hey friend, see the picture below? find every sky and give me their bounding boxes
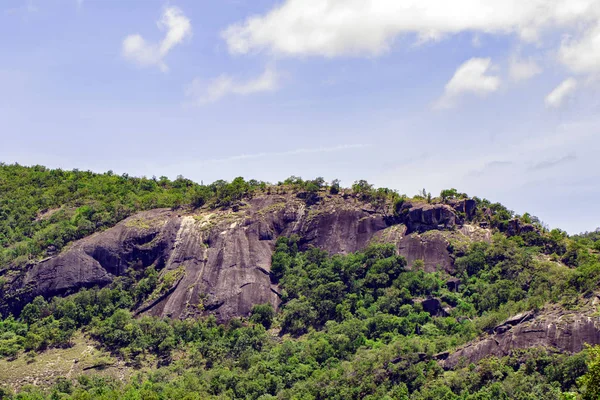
[1,0,599,234]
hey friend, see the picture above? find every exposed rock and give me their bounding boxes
[506,218,538,237]
[417,298,449,317]
[444,304,600,369]
[400,203,457,234]
[12,210,180,313]
[4,194,399,321]
[487,311,536,335]
[446,278,460,292]
[459,224,492,243]
[4,193,483,322]
[397,231,454,273]
[449,199,477,220]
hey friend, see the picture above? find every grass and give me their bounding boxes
[148,266,186,302]
[0,333,126,392]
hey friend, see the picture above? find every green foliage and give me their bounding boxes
[440,188,460,202]
[329,179,341,195]
[250,304,275,329]
[1,165,599,399]
[0,164,268,269]
[579,345,600,399]
[0,238,596,399]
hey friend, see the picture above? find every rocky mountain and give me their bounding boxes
[2,166,600,398]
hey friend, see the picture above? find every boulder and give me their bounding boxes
[400,203,457,234]
[450,199,477,220]
[446,278,460,292]
[417,298,449,317]
[506,218,538,237]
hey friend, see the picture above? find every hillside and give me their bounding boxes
[1,164,600,399]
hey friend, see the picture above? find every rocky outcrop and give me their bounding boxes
[450,199,477,220]
[3,193,486,322]
[397,232,454,273]
[25,210,179,299]
[416,298,449,317]
[399,203,457,234]
[506,218,538,237]
[443,302,600,369]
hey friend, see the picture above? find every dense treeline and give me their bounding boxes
[0,164,270,268]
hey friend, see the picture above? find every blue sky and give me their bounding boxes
[1,0,600,234]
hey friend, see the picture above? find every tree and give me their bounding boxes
[250,304,275,329]
[440,188,459,202]
[579,345,600,399]
[352,180,373,194]
[330,179,341,195]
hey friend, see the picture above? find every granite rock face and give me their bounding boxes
[397,232,454,273]
[4,193,485,322]
[443,302,600,369]
[399,203,457,234]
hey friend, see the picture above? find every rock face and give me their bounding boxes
[443,303,600,369]
[450,199,477,220]
[24,210,179,300]
[399,203,457,234]
[3,193,484,322]
[397,232,454,273]
[506,218,537,237]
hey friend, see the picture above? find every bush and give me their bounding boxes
[250,304,275,329]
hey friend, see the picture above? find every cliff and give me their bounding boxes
[2,192,482,322]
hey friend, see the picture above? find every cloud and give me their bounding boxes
[545,78,578,107]
[222,0,600,57]
[435,58,500,109]
[186,66,279,105]
[529,153,577,170]
[559,23,600,75]
[122,6,191,72]
[509,56,542,81]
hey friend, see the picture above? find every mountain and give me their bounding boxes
[1,164,600,399]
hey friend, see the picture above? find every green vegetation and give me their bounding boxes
[2,164,600,398]
[0,164,268,269]
[0,232,599,398]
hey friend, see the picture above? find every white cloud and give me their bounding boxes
[545,78,578,108]
[122,6,191,72]
[222,0,600,57]
[186,67,280,105]
[509,56,542,81]
[559,23,600,75]
[435,58,500,109]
